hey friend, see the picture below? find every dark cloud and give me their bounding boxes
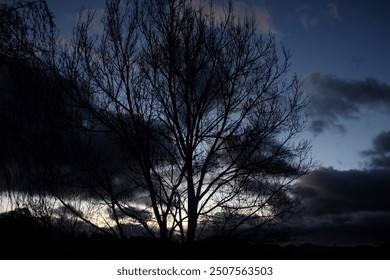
[295,167,390,215]
[372,130,390,153]
[303,72,390,134]
[308,119,346,135]
[286,166,390,246]
[361,130,390,169]
[370,156,390,169]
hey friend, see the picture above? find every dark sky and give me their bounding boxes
[34,0,390,246]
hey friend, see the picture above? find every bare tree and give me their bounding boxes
[0,0,311,243]
[0,0,57,67]
[62,0,312,243]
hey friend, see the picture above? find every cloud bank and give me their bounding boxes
[286,131,390,246]
[303,72,390,134]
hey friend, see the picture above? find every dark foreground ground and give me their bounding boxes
[1,233,390,260]
[2,231,390,260]
[1,214,389,260]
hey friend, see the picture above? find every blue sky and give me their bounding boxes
[45,0,390,246]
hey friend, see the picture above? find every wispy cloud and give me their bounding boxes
[197,0,278,34]
[326,2,341,21]
[297,5,319,30]
[296,2,341,30]
[303,72,390,135]
[251,6,277,34]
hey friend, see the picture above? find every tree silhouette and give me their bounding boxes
[0,0,312,244]
[61,0,312,242]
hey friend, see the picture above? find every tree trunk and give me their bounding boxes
[186,201,198,242]
[186,179,198,242]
